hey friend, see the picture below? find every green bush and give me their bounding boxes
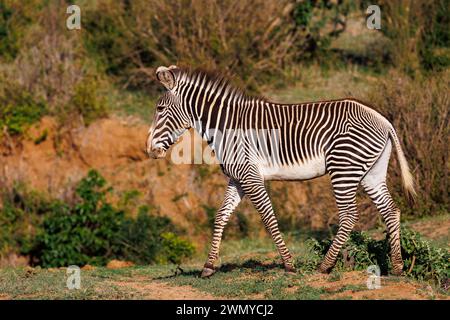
[0,184,48,258]
[306,232,390,274]
[400,228,449,285]
[68,76,108,126]
[418,0,450,71]
[28,170,125,267]
[0,1,34,61]
[0,84,47,135]
[0,1,109,132]
[118,205,194,265]
[0,1,19,60]
[158,232,195,265]
[82,1,131,76]
[378,0,450,73]
[1,170,195,267]
[305,228,449,286]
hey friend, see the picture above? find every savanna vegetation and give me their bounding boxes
[0,0,448,299]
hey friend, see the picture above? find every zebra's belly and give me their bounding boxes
[260,156,326,181]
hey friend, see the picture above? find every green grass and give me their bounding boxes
[1,232,447,300]
[0,267,137,299]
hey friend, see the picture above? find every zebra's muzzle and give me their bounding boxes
[148,147,167,159]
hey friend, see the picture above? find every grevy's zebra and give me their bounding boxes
[147,65,416,277]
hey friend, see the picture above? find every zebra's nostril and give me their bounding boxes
[148,147,166,159]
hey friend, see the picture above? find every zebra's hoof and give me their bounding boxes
[391,266,403,276]
[317,264,332,274]
[284,264,296,274]
[200,267,215,278]
[200,263,215,278]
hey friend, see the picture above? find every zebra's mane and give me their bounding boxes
[175,67,253,101]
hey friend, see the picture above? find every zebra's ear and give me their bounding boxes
[156,66,177,90]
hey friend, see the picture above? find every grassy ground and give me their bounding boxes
[1,215,448,300]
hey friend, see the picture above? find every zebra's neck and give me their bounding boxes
[182,80,251,155]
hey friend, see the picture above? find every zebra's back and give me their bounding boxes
[232,98,392,181]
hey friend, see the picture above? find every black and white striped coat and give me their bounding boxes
[147,66,416,277]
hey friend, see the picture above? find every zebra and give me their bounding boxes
[146,65,416,278]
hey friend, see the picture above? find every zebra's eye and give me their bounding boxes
[156,105,165,112]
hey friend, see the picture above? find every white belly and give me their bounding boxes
[260,157,326,181]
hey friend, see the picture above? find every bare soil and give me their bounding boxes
[114,277,219,300]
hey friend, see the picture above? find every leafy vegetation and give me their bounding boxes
[400,228,449,285]
[378,0,450,73]
[0,170,195,267]
[0,184,48,258]
[306,228,449,286]
[68,76,108,126]
[0,84,47,135]
[118,206,194,265]
[28,170,125,267]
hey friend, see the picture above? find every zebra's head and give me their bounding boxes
[146,65,191,159]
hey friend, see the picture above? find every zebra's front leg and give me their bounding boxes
[201,179,244,278]
[240,178,295,273]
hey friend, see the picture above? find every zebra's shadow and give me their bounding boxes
[154,258,283,280]
[217,259,283,273]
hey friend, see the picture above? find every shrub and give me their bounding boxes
[82,0,131,76]
[158,232,195,265]
[1,170,195,267]
[68,76,108,126]
[305,228,449,286]
[0,184,48,259]
[0,1,35,61]
[306,232,390,274]
[0,1,107,131]
[400,228,449,285]
[0,83,47,135]
[82,0,353,91]
[117,205,194,265]
[28,170,125,267]
[378,0,450,73]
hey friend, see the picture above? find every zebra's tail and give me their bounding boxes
[388,126,417,202]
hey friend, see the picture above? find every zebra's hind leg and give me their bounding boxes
[240,176,295,273]
[361,140,403,275]
[201,179,244,278]
[363,182,403,275]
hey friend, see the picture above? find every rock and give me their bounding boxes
[106,260,135,269]
[81,264,96,271]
